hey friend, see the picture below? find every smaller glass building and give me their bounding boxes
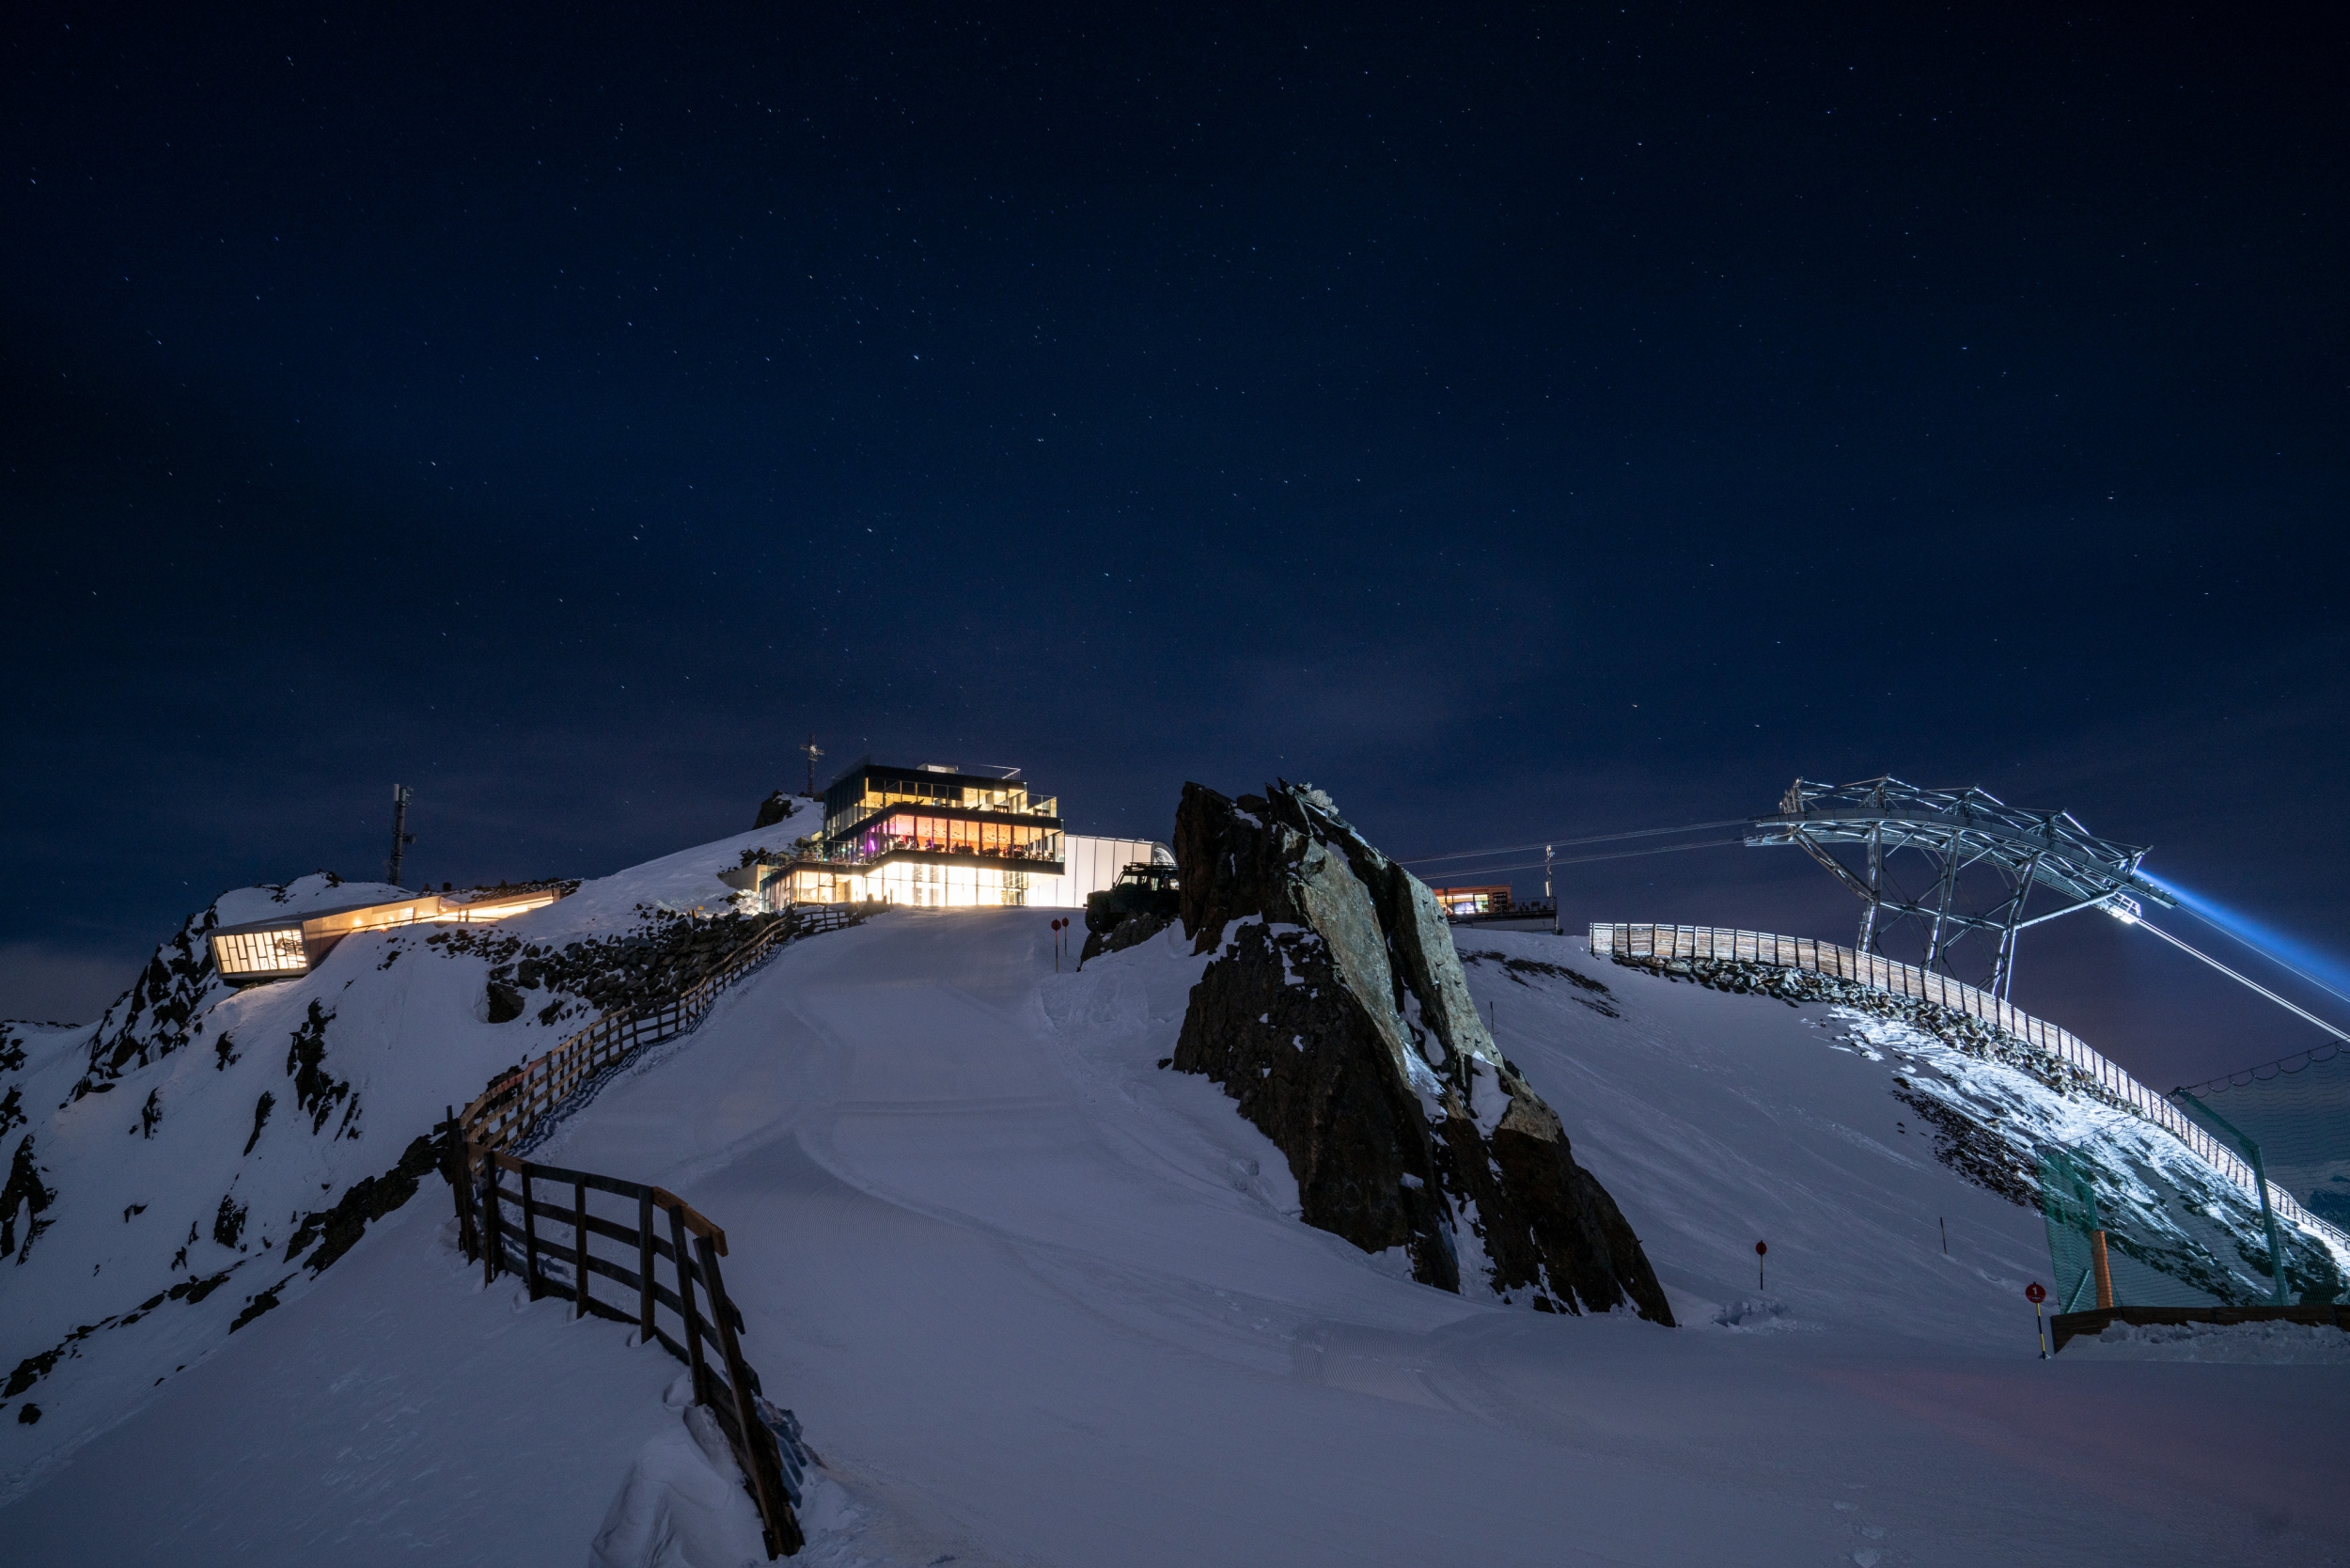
[210,886,564,983]
[1431,884,1513,918]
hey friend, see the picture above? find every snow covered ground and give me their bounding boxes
[7,896,2347,1564]
[0,820,809,1498]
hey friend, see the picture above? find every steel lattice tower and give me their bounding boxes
[1750,776,2173,998]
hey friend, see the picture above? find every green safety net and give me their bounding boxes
[2037,1150,2225,1311]
[2036,1137,2348,1309]
[2178,1042,2350,1233]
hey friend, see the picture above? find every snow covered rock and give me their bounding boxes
[1169,781,1674,1322]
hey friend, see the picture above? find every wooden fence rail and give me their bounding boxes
[437,903,866,1555]
[460,902,865,1154]
[1590,922,2350,1260]
[452,1142,811,1558]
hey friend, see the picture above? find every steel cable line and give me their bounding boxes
[1406,838,1750,878]
[2167,902,2350,1013]
[1398,818,1754,868]
[2115,914,2350,1050]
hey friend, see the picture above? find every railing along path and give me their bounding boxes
[460,903,861,1154]
[443,902,869,1556]
[1590,922,2350,1259]
[452,1144,810,1557]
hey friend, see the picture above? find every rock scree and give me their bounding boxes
[1168,780,1674,1324]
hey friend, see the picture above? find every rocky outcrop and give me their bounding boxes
[1078,912,1174,965]
[753,792,797,829]
[1170,782,1673,1323]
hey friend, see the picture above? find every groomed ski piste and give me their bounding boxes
[5,824,2347,1566]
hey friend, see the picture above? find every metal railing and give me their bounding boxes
[452,1144,810,1557]
[458,903,863,1153]
[1590,922,2350,1259]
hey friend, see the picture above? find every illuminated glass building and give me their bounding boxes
[751,760,1167,910]
[210,886,565,984]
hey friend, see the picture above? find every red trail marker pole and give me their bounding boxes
[2025,1280,2047,1358]
[1755,1239,1767,1291]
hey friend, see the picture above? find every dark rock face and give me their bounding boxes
[753,792,797,829]
[73,908,223,1096]
[1170,781,1674,1324]
[1077,911,1176,965]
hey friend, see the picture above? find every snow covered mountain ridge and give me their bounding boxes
[0,818,815,1499]
[3,808,2347,1561]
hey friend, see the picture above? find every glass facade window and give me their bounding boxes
[212,927,308,976]
[440,888,561,922]
[849,809,1060,863]
[822,761,1060,844]
[852,861,1031,908]
[1432,885,1512,917]
[212,887,568,980]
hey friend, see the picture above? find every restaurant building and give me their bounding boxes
[744,760,1167,910]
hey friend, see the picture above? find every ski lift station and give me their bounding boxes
[729,758,1169,911]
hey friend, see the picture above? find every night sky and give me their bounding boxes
[5,7,2343,1090]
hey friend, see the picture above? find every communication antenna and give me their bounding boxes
[387,784,415,886]
[802,732,825,797]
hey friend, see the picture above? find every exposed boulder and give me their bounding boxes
[752,792,797,829]
[1169,781,1674,1324]
[485,981,526,1024]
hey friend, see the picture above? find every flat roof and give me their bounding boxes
[212,894,430,937]
[212,886,561,936]
[826,757,1039,793]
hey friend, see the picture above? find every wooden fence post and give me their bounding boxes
[669,1201,711,1399]
[573,1180,590,1319]
[697,1232,802,1557]
[637,1191,658,1345]
[521,1165,542,1300]
[479,1147,503,1285]
[448,1115,478,1262]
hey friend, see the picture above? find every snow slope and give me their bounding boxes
[8,906,2342,1566]
[0,813,816,1498]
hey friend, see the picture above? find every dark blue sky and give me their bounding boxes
[5,5,2343,1088]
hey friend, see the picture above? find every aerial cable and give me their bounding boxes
[1403,838,1749,879]
[1399,818,1754,868]
[2112,909,2350,1050]
[2166,901,2350,1013]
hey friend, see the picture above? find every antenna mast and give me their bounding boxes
[387,784,415,886]
[802,732,824,797]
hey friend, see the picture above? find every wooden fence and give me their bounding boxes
[460,903,863,1153]
[1590,921,2350,1259]
[453,1143,811,1558]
